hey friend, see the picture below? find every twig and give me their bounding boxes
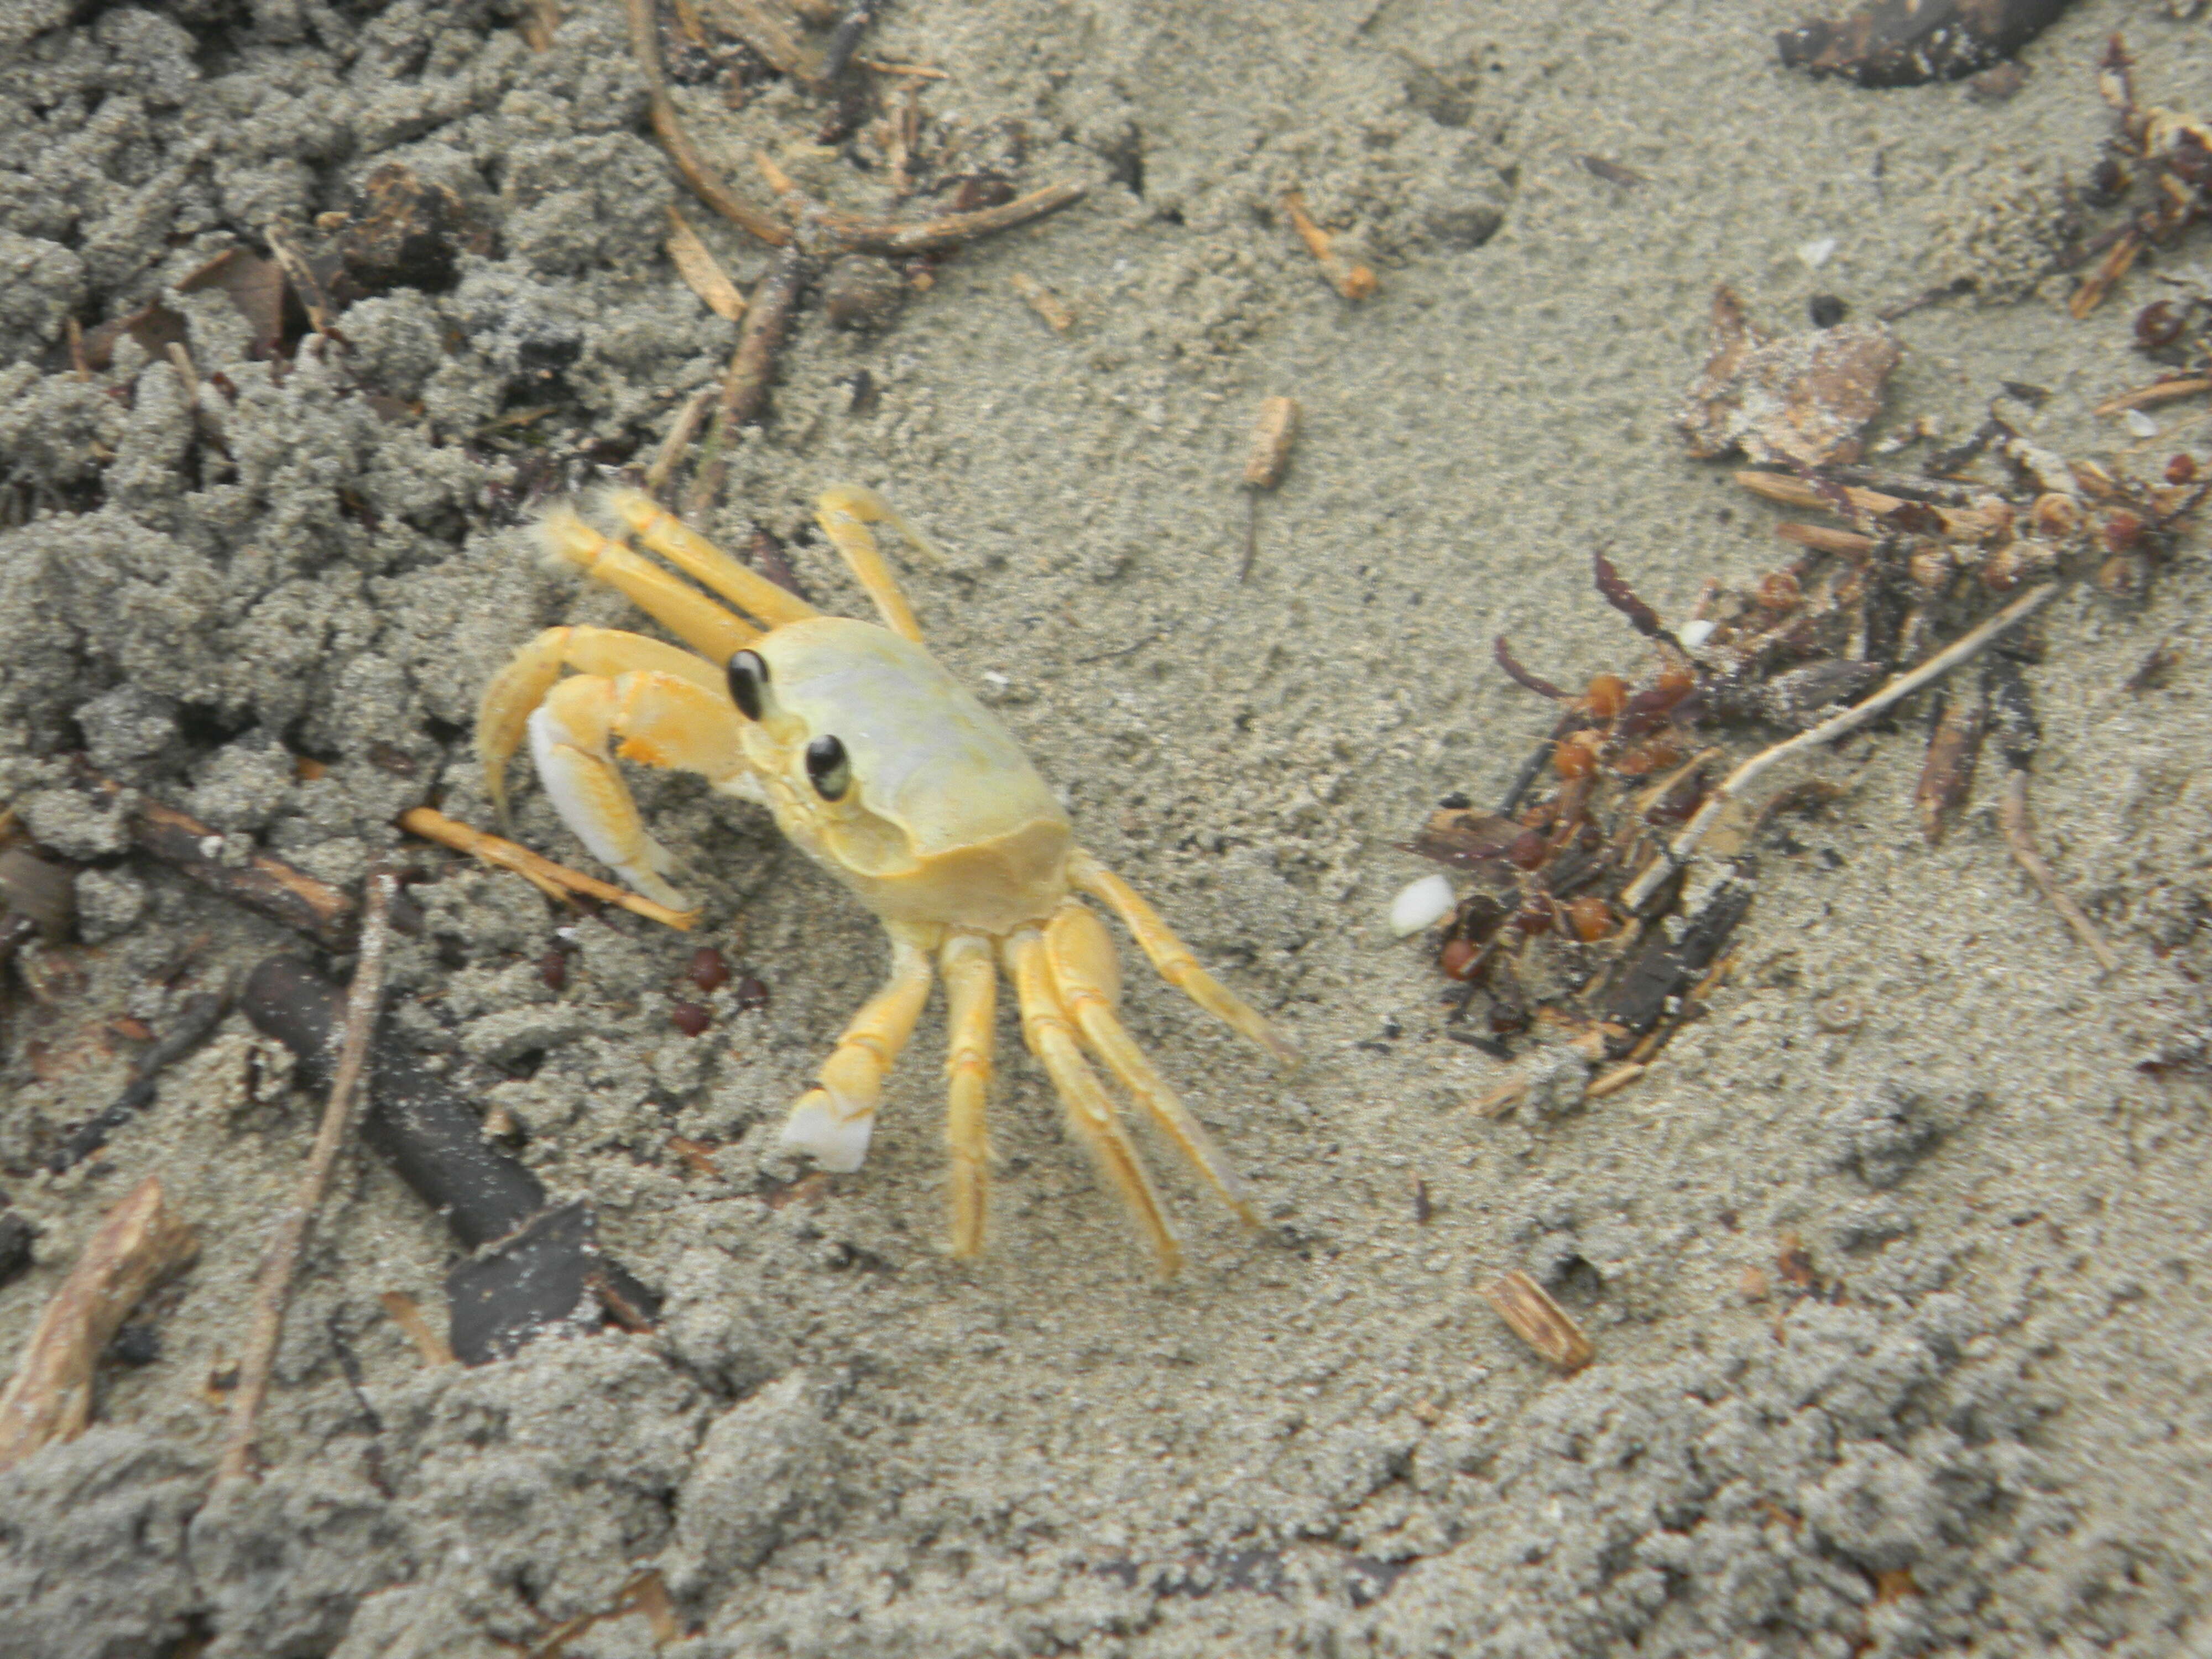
[124,788,366,950]
[2093,376,2212,415]
[50,988,231,1171]
[400,807,698,930]
[1998,769,2122,974]
[217,872,396,1483]
[1281,189,1376,301]
[0,1176,198,1473]
[817,182,1087,257]
[643,384,719,500]
[1621,583,2061,910]
[625,0,791,247]
[685,243,810,518]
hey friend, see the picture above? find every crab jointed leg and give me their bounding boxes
[1044,900,1259,1228]
[1004,925,1182,1276]
[939,932,999,1258]
[1067,849,1301,1069]
[781,932,937,1173]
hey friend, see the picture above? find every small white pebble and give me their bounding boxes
[2124,409,2160,438]
[982,670,1010,690]
[1677,618,1716,651]
[1797,237,1838,271]
[1389,873,1457,938]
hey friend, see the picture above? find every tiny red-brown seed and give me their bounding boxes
[1439,937,1483,980]
[1564,895,1614,942]
[688,945,731,992]
[733,973,770,1013]
[671,1001,711,1036]
[2167,453,2198,485]
[538,948,569,992]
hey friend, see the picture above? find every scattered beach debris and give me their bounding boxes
[622,0,1086,509]
[1676,286,1901,469]
[1407,344,2204,1095]
[1281,189,1377,301]
[1480,1269,1594,1374]
[2065,37,2212,319]
[1239,394,1301,581]
[0,1175,198,1473]
[1777,0,2074,87]
[241,957,663,1365]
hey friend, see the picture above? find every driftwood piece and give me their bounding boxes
[241,958,661,1364]
[1778,0,2074,87]
[0,1176,198,1472]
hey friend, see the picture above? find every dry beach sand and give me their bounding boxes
[3,0,2210,1654]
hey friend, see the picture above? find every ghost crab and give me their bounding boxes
[477,487,1297,1274]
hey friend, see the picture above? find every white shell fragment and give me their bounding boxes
[1389,873,1457,938]
[1678,618,1717,651]
[1797,236,1838,270]
[2124,409,2161,438]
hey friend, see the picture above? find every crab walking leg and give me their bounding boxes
[1044,901,1259,1228]
[537,504,759,665]
[599,487,818,630]
[939,932,998,1258]
[781,931,936,1173]
[815,486,936,645]
[1066,849,1301,1070]
[1002,927,1182,1276]
[478,626,728,824]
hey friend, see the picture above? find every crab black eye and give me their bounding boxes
[727,650,768,721]
[805,734,851,801]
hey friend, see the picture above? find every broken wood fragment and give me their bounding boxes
[1281,190,1376,301]
[1480,1269,1594,1373]
[0,1176,198,1472]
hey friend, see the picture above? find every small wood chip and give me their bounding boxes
[1009,272,1074,332]
[665,207,747,321]
[1242,395,1301,489]
[1480,1269,1594,1373]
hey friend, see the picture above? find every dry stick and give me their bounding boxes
[823,182,1087,257]
[684,243,810,518]
[0,1176,198,1473]
[400,808,698,930]
[216,872,397,1484]
[625,0,790,247]
[643,384,720,500]
[2093,376,2212,415]
[1620,582,2063,912]
[1997,769,2123,974]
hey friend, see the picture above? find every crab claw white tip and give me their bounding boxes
[781,1090,875,1172]
[1389,873,1457,938]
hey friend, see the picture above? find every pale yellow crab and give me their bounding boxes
[476,487,1297,1274]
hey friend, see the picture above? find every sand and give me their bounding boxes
[2,1,2209,1654]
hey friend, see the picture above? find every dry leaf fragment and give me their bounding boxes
[1677,286,1900,468]
[665,207,747,321]
[1480,1269,1594,1373]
